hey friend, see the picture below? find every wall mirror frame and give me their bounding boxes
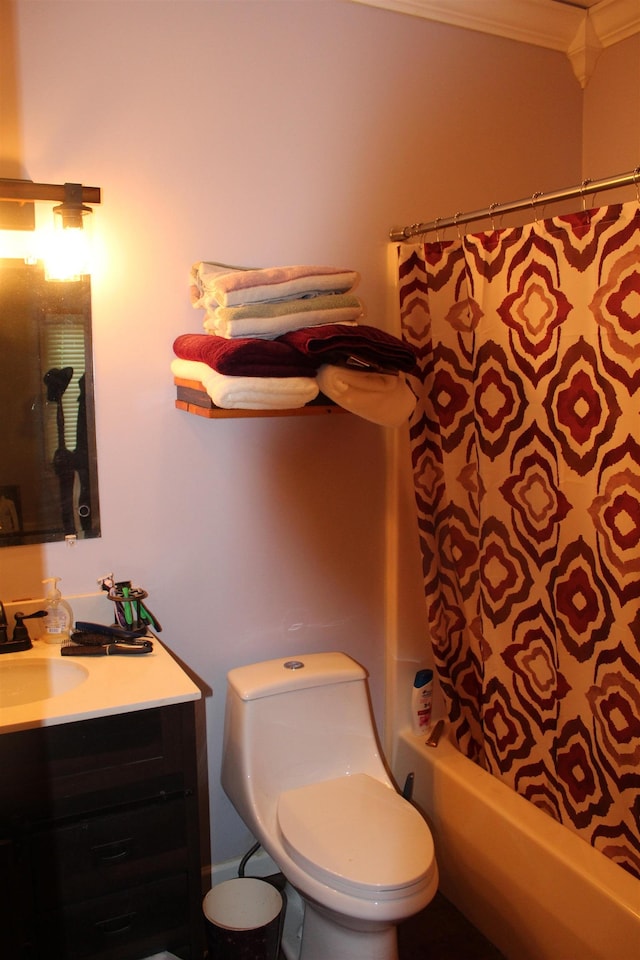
[0,258,101,546]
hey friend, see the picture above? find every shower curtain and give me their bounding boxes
[398,201,640,880]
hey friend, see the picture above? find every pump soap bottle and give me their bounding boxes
[42,577,73,643]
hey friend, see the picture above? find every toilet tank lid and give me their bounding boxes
[227,652,366,701]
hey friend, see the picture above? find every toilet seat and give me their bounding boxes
[276,773,434,900]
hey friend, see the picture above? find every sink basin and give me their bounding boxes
[0,658,89,708]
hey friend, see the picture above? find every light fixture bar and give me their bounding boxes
[0,178,101,234]
[0,179,101,204]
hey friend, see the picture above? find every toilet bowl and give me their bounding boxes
[221,652,438,960]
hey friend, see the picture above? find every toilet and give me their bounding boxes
[221,651,438,960]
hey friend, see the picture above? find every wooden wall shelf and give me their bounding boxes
[174,377,345,419]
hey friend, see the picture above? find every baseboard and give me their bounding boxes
[205,848,280,889]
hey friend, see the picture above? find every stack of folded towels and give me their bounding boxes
[171,261,417,425]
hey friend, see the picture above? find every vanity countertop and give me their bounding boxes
[0,634,201,735]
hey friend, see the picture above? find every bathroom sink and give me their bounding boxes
[0,657,89,708]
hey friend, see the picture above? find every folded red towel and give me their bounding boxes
[280,323,417,373]
[173,333,317,378]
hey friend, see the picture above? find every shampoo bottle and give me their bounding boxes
[412,668,434,736]
[42,577,73,644]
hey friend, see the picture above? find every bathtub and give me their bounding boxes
[393,725,640,960]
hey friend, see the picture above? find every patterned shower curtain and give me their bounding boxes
[398,201,640,880]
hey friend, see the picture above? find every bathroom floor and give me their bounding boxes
[397,891,506,960]
[269,874,505,960]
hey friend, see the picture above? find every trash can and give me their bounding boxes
[203,877,284,959]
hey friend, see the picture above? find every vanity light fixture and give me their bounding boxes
[52,181,95,229]
[0,178,101,223]
[0,178,101,279]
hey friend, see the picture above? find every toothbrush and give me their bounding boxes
[118,582,134,626]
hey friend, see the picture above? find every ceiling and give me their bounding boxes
[351,0,640,86]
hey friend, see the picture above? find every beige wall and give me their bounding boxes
[583,32,640,180]
[4,0,583,867]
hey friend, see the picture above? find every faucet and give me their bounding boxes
[0,605,47,653]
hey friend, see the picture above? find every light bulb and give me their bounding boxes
[43,222,91,281]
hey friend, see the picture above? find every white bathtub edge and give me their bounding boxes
[393,725,640,960]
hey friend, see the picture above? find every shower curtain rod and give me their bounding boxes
[389,166,640,242]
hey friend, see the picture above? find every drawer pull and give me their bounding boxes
[90,837,133,863]
[95,911,136,937]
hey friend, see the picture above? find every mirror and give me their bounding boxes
[0,259,100,546]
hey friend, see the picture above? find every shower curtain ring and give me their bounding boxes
[531,192,542,222]
[633,167,640,205]
[489,202,499,230]
[434,217,441,243]
[453,212,462,240]
[581,178,592,211]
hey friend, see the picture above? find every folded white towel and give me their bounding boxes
[171,358,319,410]
[316,365,416,426]
[202,294,363,340]
[172,358,218,385]
[190,261,250,309]
[192,262,360,308]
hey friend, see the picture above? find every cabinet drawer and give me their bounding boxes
[38,872,190,960]
[0,703,195,820]
[33,796,188,903]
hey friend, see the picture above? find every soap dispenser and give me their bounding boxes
[42,577,73,644]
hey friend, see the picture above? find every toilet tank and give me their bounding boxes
[222,652,390,807]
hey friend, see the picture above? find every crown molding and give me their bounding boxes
[591,0,640,46]
[350,0,640,85]
[350,0,582,51]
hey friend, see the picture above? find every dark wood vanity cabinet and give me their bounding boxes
[0,701,204,960]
